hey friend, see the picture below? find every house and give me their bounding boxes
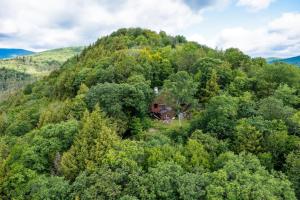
[150,88,191,121]
[150,90,176,120]
[151,102,175,120]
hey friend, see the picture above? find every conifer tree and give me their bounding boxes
[201,69,220,102]
[61,106,119,180]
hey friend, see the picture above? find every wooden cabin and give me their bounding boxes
[150,91,176,120]
[150,88,191,121]
[151,103,175,120]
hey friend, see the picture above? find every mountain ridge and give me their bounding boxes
[0,48,35,59]
[268,55,300,67]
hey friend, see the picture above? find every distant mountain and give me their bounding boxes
[0,48,34,59]
[279,56,300,67]
[268,56,300,67]
[266,57,280,63]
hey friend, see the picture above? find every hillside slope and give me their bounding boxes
[0,28,299,199]
[0,68,34,101]
[0,46,83,77]
[0,48,34,59]
[0,47,83,101]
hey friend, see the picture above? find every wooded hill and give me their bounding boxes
[0,28,299,199]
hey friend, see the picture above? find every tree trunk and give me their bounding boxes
[178,113,182,127]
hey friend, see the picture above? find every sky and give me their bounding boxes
[0,0,299,58]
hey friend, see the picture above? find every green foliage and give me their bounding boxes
[163,71,197,113]
[0,28,299,199]
[274,84,300,106]
[190,130,229,160]
[224,48,250,69]
[258,96,295,120]
[0,68,33,100]
[86,77,153,123]
[233,118,263,154]
[254,63,300,97]
[61,107,119,180]
[184,139,210,171]
[135,162,185,200]
[191,94,239,138]
[70,168,124,200]
[285,151,300,199]
[207,153,296,200]
[290,111,300,136]
[200,68,220,102]
[28,175,70,200]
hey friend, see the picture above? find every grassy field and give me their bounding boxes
[0,46,83,77]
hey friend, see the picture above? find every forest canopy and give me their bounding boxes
[0,28,299,199]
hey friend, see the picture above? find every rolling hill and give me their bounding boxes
[0,48,34,59]
[0,46,83,100]
[0,46,84,77]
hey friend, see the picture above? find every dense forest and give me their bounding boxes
[0,28,299,199]
[0,68,34,101]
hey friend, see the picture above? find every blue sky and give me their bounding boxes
[0,0,299,57]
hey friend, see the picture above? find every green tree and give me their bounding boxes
[0,163,37,199]
[290,111,300,136]
[163,71,197,125]
[274,84,299,106]
[28,175,70,200]
[61,107,119,180]
[285,151,300,199]
[258,96,295,120]
[206,153,296,200]
[70,168,124,200]
[233,119,263,154]
[174,42,205,72]
[190,130,229,160]
[136,162,184,200]
[184,139,210,171]
[191,94,239,139]
[224,48,250,69]
[200,69,220,102]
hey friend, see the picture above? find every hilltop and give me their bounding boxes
[0,28,299,199]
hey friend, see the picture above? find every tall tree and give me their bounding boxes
[163,71,197,125]
[200,69,220,102]
[61,106,119,180]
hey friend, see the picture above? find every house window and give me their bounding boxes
[154,104,158,108]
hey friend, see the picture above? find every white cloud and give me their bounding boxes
[0,0,297,58]
[0,0,208,51]
[237,0,275,11]
[212,12,300,57]
[269,13,300,39]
